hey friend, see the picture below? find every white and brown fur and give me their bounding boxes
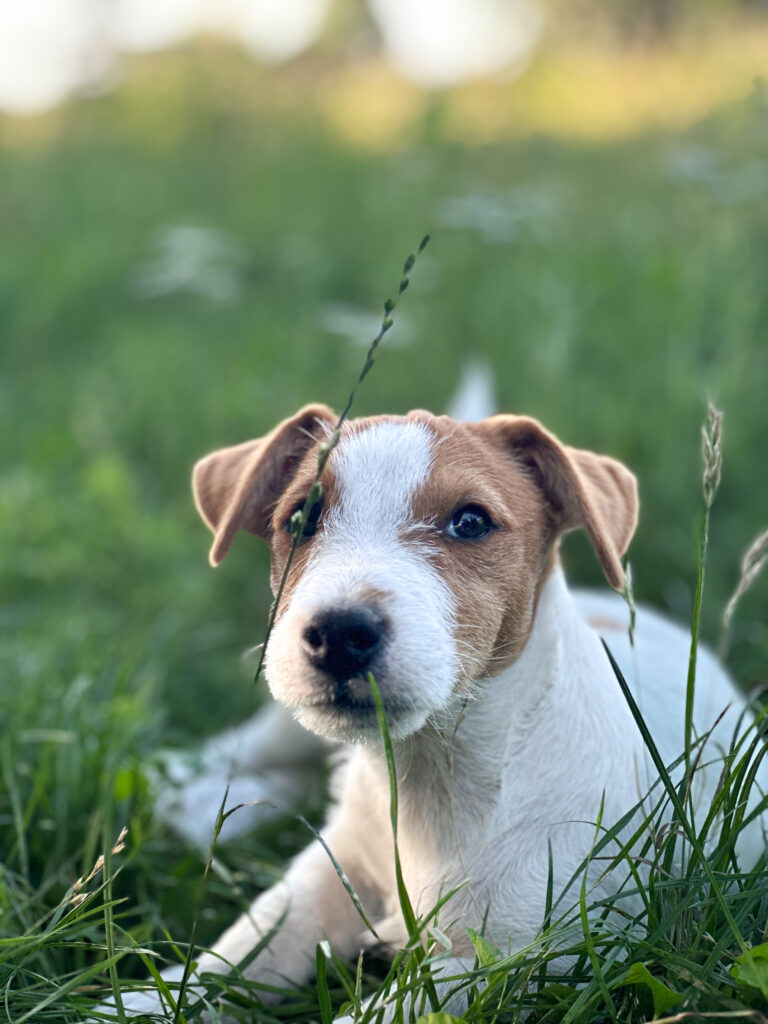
[111,404,767,1022]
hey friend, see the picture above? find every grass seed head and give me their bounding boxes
[720,526,768,658]
[84,853,105,883]
[701,401,723,508]
[111,825,128,855]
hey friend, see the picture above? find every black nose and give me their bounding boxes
[302,606,387,681]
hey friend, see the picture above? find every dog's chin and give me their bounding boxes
[290,698,430,744]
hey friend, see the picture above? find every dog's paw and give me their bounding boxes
[89,964,187,1021]
[88,966,243,1023]
[332,959,472,1024]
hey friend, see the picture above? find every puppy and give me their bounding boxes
[112,405,767,1021]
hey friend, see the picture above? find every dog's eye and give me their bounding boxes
[287,498,323,540]
[446,505,494,540]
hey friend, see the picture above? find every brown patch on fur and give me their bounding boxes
[400,412,637,684]
[470,415,638,591]
[587,616,626,632]
[268,450,343,615]
[457,414,637,676]
[406,417,551,688]
[192,404,336,566]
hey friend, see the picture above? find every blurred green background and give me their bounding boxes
[1,0,767,977]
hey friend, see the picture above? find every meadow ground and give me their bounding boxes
[1,40,767,1022]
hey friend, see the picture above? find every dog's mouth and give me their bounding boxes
[301,689,414,718]
[297,668,401,713]
[293,687,426,740]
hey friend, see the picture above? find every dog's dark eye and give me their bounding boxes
[446,505,494,540]
[287,498,323,540]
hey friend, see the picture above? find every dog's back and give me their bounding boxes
[575,588,767,866]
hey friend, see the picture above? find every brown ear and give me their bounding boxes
[192,404,336,566]
[476,415,638,590]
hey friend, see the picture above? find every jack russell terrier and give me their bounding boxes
[108,404,767,1021]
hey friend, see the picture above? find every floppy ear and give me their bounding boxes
[475,415,638,590]
[192,404,336,566]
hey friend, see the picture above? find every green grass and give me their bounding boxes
[1,45,767,1023]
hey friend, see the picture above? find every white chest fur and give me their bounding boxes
[335,568,763,953]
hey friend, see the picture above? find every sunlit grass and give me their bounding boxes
[2,22,767,151]
[446,25,768,145]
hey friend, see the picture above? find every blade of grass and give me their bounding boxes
[576,794,617,1019]
[1,740,29,882]
[101,817,126,1024]
[294,814,380,940]
[685,404,723,801]
[252,235,430,689]
[602,639,748,955]
[367,677,415,936]
[367,672,439,1013]
[14,950,127,1023]
[173,784,231,1024]
[316,942,334,1024]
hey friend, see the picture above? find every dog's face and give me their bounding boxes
[193,406,637,742]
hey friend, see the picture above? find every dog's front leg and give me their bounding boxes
[334,955,474,1024]
[193,821,379,1008]
[93,823,378,1022]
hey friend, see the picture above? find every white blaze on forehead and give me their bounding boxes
[265,417,459,740]
[329,420,435,534]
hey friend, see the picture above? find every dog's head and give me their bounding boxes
[193,406,637,741]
